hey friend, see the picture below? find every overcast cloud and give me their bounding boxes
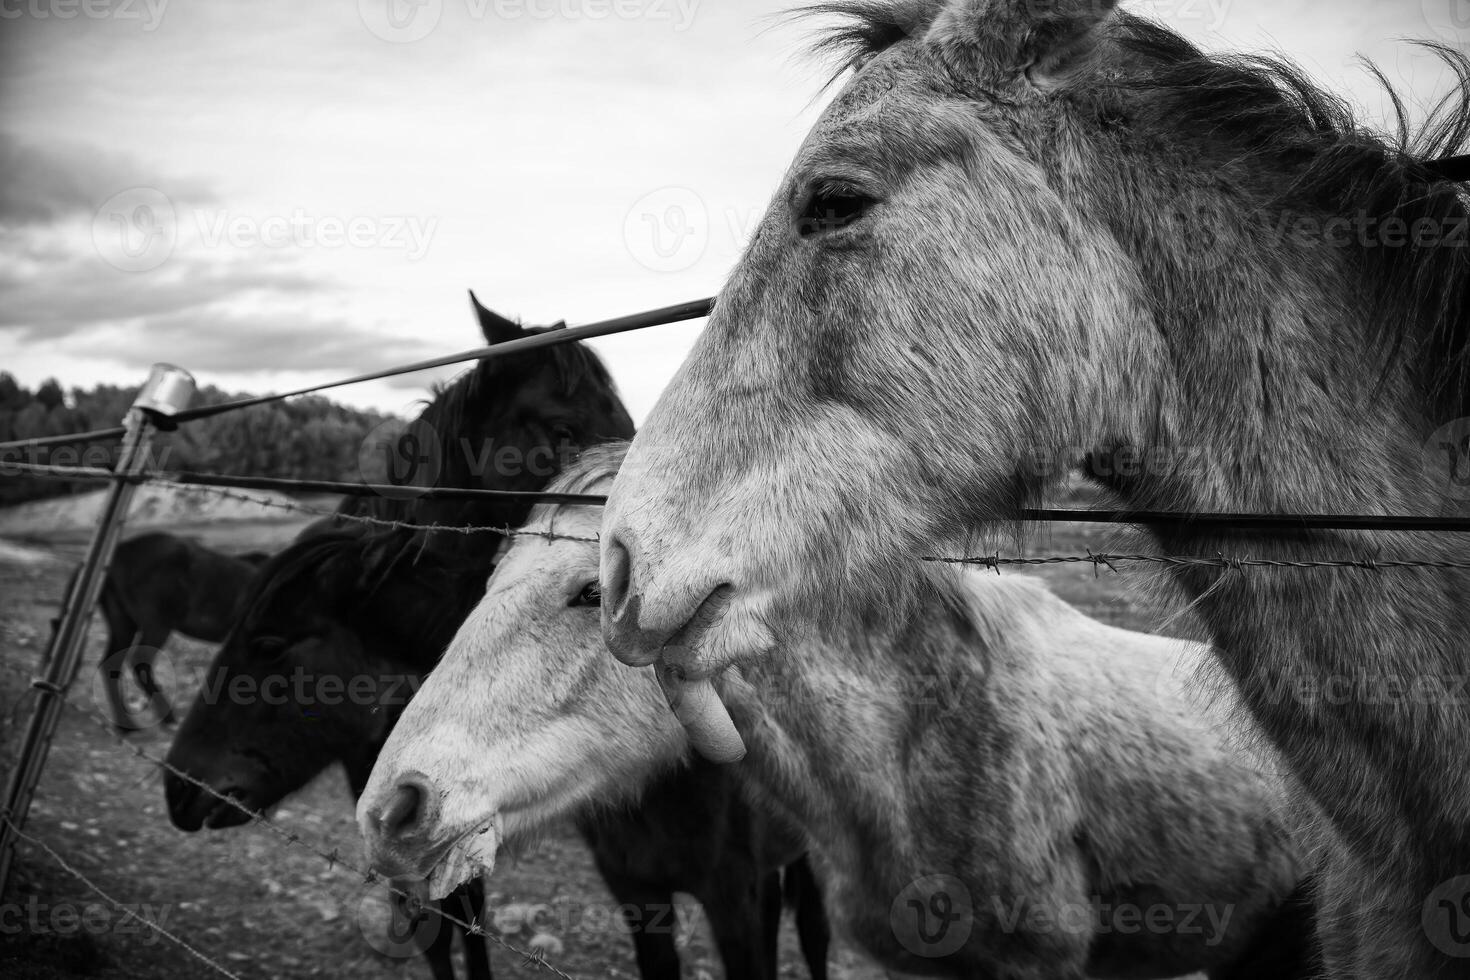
[0,0,1462,421]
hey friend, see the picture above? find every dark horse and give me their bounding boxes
[63,533,268,731]
[163,295,827,979]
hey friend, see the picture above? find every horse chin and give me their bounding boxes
[426,814,502,902]
[201,799,256,830]
[166,778,262,832]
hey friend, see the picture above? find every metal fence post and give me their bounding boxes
[0,364,196,895]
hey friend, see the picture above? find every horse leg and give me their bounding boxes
[456,878,493,980]
[600,874,681,980]
[131,625,175,726]
[418,898,459,980]
[759,868,783,979]
[784,857,831,980]
[103,635,139,733]
[700,859,772,980]
[96,584,142,732]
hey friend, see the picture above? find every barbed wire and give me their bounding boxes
[924,551,1470,572]
[0,461,600,543]
[0,660,579,979]
[0,814,247,980]
[144,477,602,544]
[0,460,606,508]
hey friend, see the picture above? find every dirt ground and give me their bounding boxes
[0,496,1199,980]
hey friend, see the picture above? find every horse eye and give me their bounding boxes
[250,636,289,661]
[797,183,874,238]
[568,583,602,608]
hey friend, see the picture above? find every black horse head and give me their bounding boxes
[163,294,634,830]
[351,291,634,553]
[162,527,474,829]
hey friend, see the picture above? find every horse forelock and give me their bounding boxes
[789,0,944,82]
[522,440,629,534]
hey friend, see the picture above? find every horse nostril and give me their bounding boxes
[601,533,657,667]
[602,535,632,620]
[376,774,438,843]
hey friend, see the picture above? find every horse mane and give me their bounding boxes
[797,1,1470,419]
[236,529,370,630]
[239,525,469,627]
[793,0,942,78]
[521,439,629,533]
[1109,24,1470,419]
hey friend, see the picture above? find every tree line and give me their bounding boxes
[0,372,403,507]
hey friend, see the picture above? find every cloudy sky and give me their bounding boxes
[1,0,1462,423]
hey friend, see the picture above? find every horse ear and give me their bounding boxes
[931,0,1119,92]
[468,289,523,345]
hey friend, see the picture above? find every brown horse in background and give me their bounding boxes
[66,532,270,731]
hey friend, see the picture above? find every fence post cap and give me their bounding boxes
[132,364,197,429]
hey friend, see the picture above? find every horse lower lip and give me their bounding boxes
[201,791,252,829]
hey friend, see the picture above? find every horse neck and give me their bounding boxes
[1049,135,1470,874]
[1060,133,1468,562]
[1042,116,1448,518]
